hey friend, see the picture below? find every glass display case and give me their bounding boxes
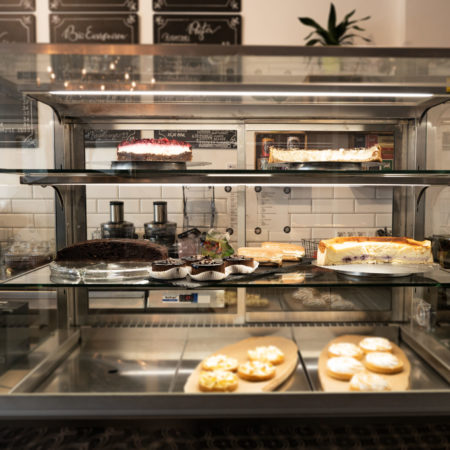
[0,44,449,419]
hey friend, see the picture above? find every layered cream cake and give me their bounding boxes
[117,138,192,162]
[268,145,382,164]
[317,237,433,266]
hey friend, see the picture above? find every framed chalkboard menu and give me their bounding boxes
[50,0,138,12]
[153,15,241,83]
[84,129,141,148]
[154,130,237,150]
[0,14,37,148]
[0,0,35,11]
[153,0,240,12]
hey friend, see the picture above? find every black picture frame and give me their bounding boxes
[49,0,138,12]
[0,0,35,12]
[153,0,240,12]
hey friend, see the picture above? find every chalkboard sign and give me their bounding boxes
[0,14,37,148]
[0,0,35,11]
[154,15,241,44]
[84,129,141,148]
[155,130,237,149]
[50,14,139,43]
[153,0,240,12]
[50,0,138,12]
[0,14,35,43]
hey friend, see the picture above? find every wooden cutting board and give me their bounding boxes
[318,334,411,392]
[184,336,298,393]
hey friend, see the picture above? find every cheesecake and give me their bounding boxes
[261,242,305,261]
[317,236,433,266]
[268,145,382,164]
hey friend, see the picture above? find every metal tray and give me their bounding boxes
[315,263,436,278]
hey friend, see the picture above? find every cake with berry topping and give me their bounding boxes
[117,138,192,162]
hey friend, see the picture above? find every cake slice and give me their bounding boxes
[261,242,305,261]
[317,236,432,266]
[117,138,192,162]
[268,145,382,164]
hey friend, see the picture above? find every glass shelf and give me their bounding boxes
[2,263,450,289]
[3,169,449,186]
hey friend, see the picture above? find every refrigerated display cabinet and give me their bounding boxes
[0,44,449,419]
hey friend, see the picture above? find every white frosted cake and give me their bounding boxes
[117,138,192,162]
[268,145,382,164]
[317,237,433,266]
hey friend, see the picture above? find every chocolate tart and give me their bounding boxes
[181,255,205,266]
[152,258,186,272]
[224,255,254,268]
[191,259,225,275]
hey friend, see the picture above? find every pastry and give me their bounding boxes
[237,361,276,381]
[181,255,205,266]
[151,258,186,272]
[364,352,404,374]
[329,295,355,310]
[326,356,365,381]
[55,239,167,262]
[317,236,433,266]
[292,288,328,308]
[198,370,238,392]
[223,255,254,268]
[245,294,269,308]
[349,372,391,391]
[328,343,364,360]
[190,258,225,275]
[359,337,393,353]
[261,242,305,261]
[202,354,238,372]
[237,247,283,266]
[117,138,192,162]
[268,145,382,164]
[248,345,284,365]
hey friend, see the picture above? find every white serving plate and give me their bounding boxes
[315,262,436,278]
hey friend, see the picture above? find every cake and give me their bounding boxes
[349,372,391,392]
[202,354,238,372]
[326,356,365,381]
[268,145,382,164]
[237,361,276,381]
[198,370,238,392]
[359,337,393,353]
[328,343,364,360]
[237,247,283,266]
[190,258,225,275]
[248,345,285,365]
[364,352,404,374]
[151,258,186,272]
[117,138,192,162]
[261,242,305,261]
[181,255,205,266]
[223,255,254,268]
[55,239,168,262]
[317,237,433,266]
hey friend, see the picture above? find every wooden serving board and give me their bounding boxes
[318,335,411,392]
[184,336,298,393]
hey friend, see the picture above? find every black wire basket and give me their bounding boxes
[301,238,323,259]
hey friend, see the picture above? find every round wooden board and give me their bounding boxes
[184,336,299,393]
[318,335,411,392]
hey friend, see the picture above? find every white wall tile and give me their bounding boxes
[291,214,333,227]
[87,199,97,213]
[141,199,183,214]
[161,186,183,198]
[288,199,311,213]
[246,229,269,242]
[214,199,228,214]
[34,214,55,228]
[291,187,333,199]
[32,186,54,199]
[0,229,12,241]
[97,199,139,214]
[269,228,311,241]
[118,186,160,199]
[311,228,337,239]
[87,185,118,198]
[0,214,34,227]
[11,199,53,213]
[86,214,110,228]
[167,213,184,226]
[376,187,394,199]
[0,200,11,213]
[0,185,32,199]
[312,199,354,213]
[376,214,392,227]
[334,187,375,198]
[333,214,375,227]
[355,199,392,213]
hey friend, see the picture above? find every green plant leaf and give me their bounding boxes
[304,30,316,40]
[328,3,337,33]
[343,9,356,22]
[299,17,326,32]
[352,25,365,31]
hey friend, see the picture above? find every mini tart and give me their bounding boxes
[359,337,393,353]
[247,345,285,365]
[237,361,276,381]
[223,255,254,268]
[181,255,205,266]
[201,354,238,372]
[198,370,238,392]
[349,372,391,392]
[326,357,365,381]
[364,352,404,374]
[151,258,186,272]
[191,258,225,275]
[328,343,364,360]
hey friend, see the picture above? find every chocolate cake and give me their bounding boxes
[191,258,225,275]
[181,255,205,266]
[152,258,186,272]
[117,138,192,162]
[224,255,254,268]
[55,239,168,263]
